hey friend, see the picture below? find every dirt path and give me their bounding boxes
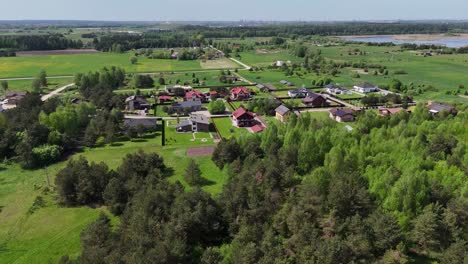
[41,83,75,101]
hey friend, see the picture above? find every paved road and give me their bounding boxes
[41,83,75,101]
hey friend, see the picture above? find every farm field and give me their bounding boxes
[0,127,226,264]
[237,50,300,67]
[0,53,239,78]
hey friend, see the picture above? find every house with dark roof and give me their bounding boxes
[125,96,150,111]
[354,82,378,93]
[428,103,456,115]
[275,105,291,122]
[302,93,328,107]
[280,80,294,86]
[176,113,210,133]
[329,108,355,122]
[288,88,309,98]
[232,106,256,127]
[230,87,251,101]
[5,91,28,105]
[172,100,202,112]
[123,117,159,130]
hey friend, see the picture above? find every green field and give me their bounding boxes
[0,126,226,263]
[1,78,74,93]
[0,53,239,78]
[237,50,299,67]
[212,117,250,139]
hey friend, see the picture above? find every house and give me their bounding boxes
[257,83,277,92]
[378,107,405,116]
[223,75,239,83]
[303,93,328,107]
[428,103,456,115]
[232,107,256,127]
[123,117,159,130]
[185,90,206,102]
[329,108,355,122]
[171,51,180,59]
[176,113,210,133]
[230,87,251,101]
[280,80,294,86]
[275,105,291,122]
[125,95,150,111]
[275,61,285,67]
[158,95,173,103]
[165,85,193,95]
[288,88,309,98]
[325,84,352,95]
[172,100,202,112]
[354,82,378,93]
[4,91,28,105]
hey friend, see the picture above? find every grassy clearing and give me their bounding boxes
[237,51,299,67]
[1,78,74,93]
[0,53,236,78]
[200,58,239,69]
[212,117,249,139]
[0,124,226,263]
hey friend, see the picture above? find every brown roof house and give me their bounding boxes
[275,105,292,123]
[176,113,210,133]
[303,92,328,108]
[232,106,256,127]
[329,108,355,122]
[378,107,405,117]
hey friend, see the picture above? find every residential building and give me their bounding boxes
[428,103,456,115]
[354,82,378,93]
[165,85,193,95]
[123,117,159,130]
[185,90,206,102]
[176,113,210,133]
[158,95,172,103]
[329,108,355,122]
[172,100,202,112]
[4,91,28,105]
[125,95,150,111]
[302,93,328,107]
[275,105,291,122]
[232,107,256,127]
[378,107,405,116]
[325,84,352,95]
[230,87,251,101]
[288,88,309,98]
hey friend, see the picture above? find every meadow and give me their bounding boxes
[0,53,239,78]
[2,78,74,93]
[0,125,227,264]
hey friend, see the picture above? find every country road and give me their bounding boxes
[209,45,252,69]
[41,83,75,101]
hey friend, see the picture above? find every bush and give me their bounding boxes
[208,100,226,115]
[31,144,62,167]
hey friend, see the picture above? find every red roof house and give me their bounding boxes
[185,90,206,102]
[251,124,265,133]
[232,107,256,127]
[230,87,251,101]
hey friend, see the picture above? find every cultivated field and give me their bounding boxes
[0,53,239,78]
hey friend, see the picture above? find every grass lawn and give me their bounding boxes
[0,52,238,78]
[212,117,249,139]
[0,126,226,263]
[1,78,74,93]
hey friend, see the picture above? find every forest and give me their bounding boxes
[57,104,467,264]
[0,34,83,51]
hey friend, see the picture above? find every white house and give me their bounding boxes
[353,82,378,93]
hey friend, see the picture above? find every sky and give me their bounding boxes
[1,0,467,21]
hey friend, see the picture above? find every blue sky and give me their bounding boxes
[1,0,467,21]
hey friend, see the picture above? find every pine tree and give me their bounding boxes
[184,159,203,186]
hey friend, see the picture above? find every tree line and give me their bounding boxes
[0,34,83,51]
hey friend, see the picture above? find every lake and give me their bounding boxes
[340,35,468,48]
